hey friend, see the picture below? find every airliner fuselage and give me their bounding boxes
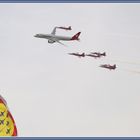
[34,34,72,41]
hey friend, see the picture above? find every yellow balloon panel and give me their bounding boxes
[0,103,14,136]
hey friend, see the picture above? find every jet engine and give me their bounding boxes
[48,40,55,43]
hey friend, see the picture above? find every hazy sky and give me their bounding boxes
[0,3,140,136]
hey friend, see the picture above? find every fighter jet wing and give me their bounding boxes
[51,27,57,35]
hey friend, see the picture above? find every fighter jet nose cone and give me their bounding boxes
[34,35,37,37]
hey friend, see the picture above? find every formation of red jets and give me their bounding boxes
[68,52,106,58]
[55,26,116,70]
[68,52,116,70]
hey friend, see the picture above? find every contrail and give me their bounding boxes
[108,59,140,66]
[127,70,140,74]
[119,68,140,75]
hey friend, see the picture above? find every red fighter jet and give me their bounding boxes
[86,53,101,58]
[91,52,106,57]
[100,64,116,70]
[57,26,72,31]
[68,52,85,58]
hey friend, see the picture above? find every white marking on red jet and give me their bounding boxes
[34,27,81,46]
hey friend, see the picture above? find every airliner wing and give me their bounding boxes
[50,37,67,46]
[51,27,57,35]
[56,40,67,46]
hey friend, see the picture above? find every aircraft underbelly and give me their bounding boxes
[56,36,71,41]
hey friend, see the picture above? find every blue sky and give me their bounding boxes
[0,3,140,136]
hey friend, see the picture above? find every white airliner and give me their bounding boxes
[34,27,81,46]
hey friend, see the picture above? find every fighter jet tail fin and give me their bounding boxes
[71,32,81,41]
[114,64,117,69]
[103,52,106,56]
